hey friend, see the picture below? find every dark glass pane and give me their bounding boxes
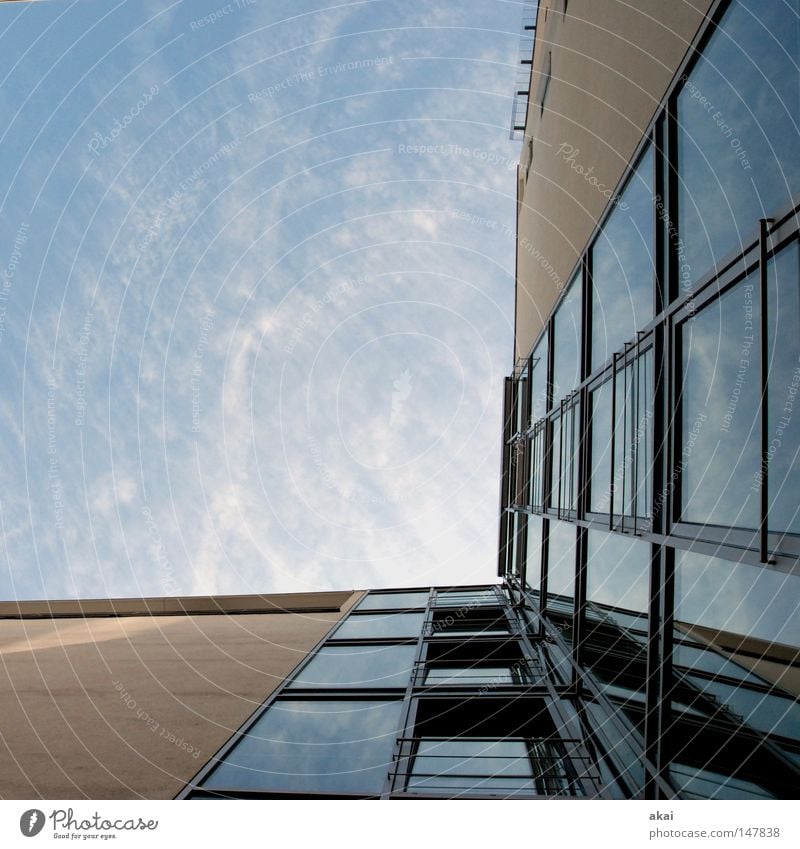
[675,549,800,649]
[677,0,800,285]
[670,764,775,800]
[333,612,425,640]
[287,645,416,689]
[357,592,429,611]
[409,739,533,794]
[683,676,800,740]
[766,241,800,533]
[552,271,582,405]
[204,700,404,794]
[679,273,760,527]
[546,519,577,601]
[673,641,763,684]
[424,665,534,686]
[435,589,499,607]
[592,145,655,368]
[586,530,650,612]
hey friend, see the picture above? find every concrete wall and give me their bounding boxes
[0,591,359,799]
[515,0,715,360]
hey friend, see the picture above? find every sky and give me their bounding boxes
[0,0,524,600]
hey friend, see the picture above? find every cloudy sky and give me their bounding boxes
[0,0,523,600]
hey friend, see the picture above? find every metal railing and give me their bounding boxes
[391,735,596,796]
[509,1,540,139]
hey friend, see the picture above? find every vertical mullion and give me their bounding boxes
[610,352,617,529]
[759,218,773,563]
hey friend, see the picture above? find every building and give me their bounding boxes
[1,0,798,802]
[0,592,359,799]
[496,0,800,799]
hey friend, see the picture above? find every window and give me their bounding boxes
[677,0,800,285]
[287,645,416,689]
[679,273,760,528]
[430,607,510,636]
[552,270,582,405]
[585,530,650,612]
[434,588,500,607]
[333,612,425,640]
[530,331,549,422]
[421,637,536,686]
[546,519,577,602]
[357,592,429,611]
[203,700,404,795]
[591,145,655,369]
[398,698,584,797]
[551,395,580,514]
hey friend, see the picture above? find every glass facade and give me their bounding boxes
[494,0,800,801]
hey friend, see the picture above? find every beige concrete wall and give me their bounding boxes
[0,591,360,799]
[515,0,715,359]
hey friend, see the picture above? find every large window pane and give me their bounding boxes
[552,271,582,405]
[357,592,429,611]
[592,146,655,368]
[546,519,577,602]
[586,530,650,613]
[679,273,760,527]
[287,645,416,689]
[675,549,800,648]
[204,700,404,794]
[333,612,425,640]
[677,0,800,285]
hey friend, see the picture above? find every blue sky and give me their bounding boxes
[0,0,523,600]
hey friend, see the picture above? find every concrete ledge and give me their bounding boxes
[0,590,356,619]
